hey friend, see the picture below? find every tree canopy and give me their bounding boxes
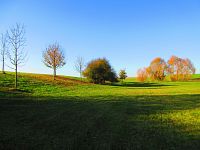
[83,58,117,84]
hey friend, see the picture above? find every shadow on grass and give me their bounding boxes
[0,88,32,98]
[110,82,174,88]
[0,91,200,150]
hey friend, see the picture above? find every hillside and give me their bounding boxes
[0,72,200,149]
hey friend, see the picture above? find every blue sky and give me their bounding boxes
[0,0,200,77]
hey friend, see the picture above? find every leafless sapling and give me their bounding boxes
[74,56,85,78]
[0,33,7,74]
[7,23,27,88]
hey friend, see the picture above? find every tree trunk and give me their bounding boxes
[80,71,82,80]
[2,54,5,74]
[53,67,56,80]
[15,64,17,89]
[15,47,18,89]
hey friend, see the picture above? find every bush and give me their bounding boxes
[83,58,117,84]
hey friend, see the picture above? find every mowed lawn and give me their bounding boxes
[0,73,200,150]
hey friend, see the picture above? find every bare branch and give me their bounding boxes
[74,56,85,78]
[5,64,15,70]
[6,23,27,88]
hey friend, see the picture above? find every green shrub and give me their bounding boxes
[83,58,117,84]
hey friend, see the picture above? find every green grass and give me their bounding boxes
[192,74,200,79]
[0,72,200,149]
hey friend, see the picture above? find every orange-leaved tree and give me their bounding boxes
[43,43,66,80]
[137,67,148,82]
[147,57,167,81]
[167,56,195,81]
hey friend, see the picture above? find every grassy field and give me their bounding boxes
[0,72,200,150]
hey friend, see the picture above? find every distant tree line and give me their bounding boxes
[137,56,195,82]
[1,23,197,87]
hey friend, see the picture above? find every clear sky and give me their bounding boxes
[0,0,200,77]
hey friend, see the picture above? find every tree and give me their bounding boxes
[119,69,127,82]
[43,43,66,80]
[7,23,27,88]
[74,56,85,78]
[137,67,148,82]
[0,33,7,74]
[147,57,167,81]
[167,56,195,81]
[83,58,117,84]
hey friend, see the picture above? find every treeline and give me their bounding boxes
[43,48,126,84]
[0,23,196,88]
[137,56,195,82]
[0,23,128,87]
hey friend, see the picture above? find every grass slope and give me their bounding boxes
[0,72,200,150]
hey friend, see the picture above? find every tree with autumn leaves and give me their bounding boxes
[43,43,66,80]
[137,56,195,82]
[167,56,195,81]
[137,67,148,82]
[146,57,167,81]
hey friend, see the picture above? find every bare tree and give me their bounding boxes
[74,56,85,78]
[43,43,66,80]
[7,23,27,88]
[0,33,7,74]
